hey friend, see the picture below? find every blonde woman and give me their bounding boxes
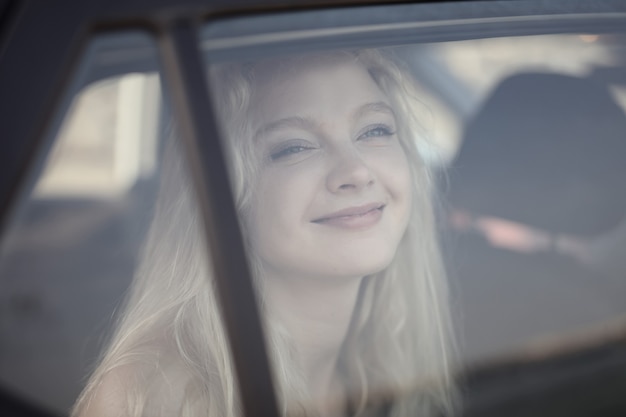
[73,49,456,417]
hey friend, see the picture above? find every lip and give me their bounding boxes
[312,202,385,229]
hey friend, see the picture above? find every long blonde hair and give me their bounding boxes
[73,49,456,417]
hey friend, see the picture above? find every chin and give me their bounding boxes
[325,245,399,279]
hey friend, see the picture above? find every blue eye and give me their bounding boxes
[359,124,396,140]
[270,143,315,161]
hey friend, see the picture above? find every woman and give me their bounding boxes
[73,49,455,417]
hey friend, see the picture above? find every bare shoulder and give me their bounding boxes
[74,365,136,417]
[76,358,195,417]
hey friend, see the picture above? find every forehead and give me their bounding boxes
[249,57,388,124]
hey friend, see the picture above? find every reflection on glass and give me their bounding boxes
[35,73,160,198]
[0,32,162,415]
[442,35,626,364]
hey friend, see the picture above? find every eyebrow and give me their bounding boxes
[352,101,395,122]
[253,101,395,142]
[254,116,319,143]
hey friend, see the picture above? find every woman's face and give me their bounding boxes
[247,58,412,282]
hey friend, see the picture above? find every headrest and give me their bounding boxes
[449,72,626,237]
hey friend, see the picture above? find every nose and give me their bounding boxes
[326,147,375,193]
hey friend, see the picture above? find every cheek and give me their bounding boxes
[247,176,280,248]
[379,145,413,205]
[381,148,414,238]
[396,157,414,226]
[246,170,310,251]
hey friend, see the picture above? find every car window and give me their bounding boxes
[405,33,626,361]
[201,10,626,417]
[2,2,626,417]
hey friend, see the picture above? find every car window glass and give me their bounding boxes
[406,33,626,358]
[3,5,626,417]
[203,16,626,416]
[0,31,232,416]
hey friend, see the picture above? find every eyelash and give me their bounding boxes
[269,142,315,161]
[268,124,395,161]
[358,124,396,140]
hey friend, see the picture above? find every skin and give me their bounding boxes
[246,58,412,414]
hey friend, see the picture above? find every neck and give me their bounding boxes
[264,272,363,416]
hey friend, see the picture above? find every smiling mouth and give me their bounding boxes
[312,203,386,229]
